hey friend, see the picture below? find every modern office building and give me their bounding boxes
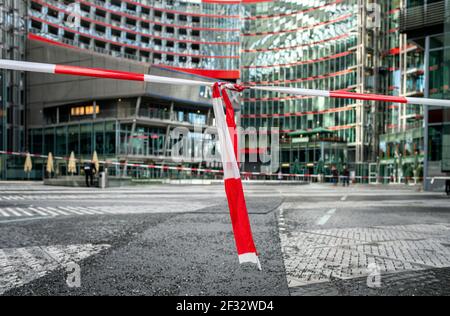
[377,0,428,184]
[379,0,450,189]
[239,0,449,186]
[240,0,385,178]
[0,0,27,179]
[28,0,241,79]
[26,39,219,179]
[23,0,243,179]
[0,0,448,187]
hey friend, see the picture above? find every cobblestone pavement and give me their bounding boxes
[289,267,450,296]
[279,184,450,295]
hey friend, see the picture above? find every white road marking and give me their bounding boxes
[0,209,10,217]
[316,209,337,226]
[0,244,110,295]
[47,207,70,216]
[16,208,32,216]
[68,207,96,215]
[0,217,50,224]
[58,207,84,215]
[341,196,347,201]
[28,207,49,216]
[38,207,59,216]
[6,208,22,217]
[0,200,218,220]
[96,208,116,215]
[78,207,104,215]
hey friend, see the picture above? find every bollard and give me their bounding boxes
[99,171,107,189]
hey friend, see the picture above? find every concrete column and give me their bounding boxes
[93,101,97,120]
[122,97,142,177]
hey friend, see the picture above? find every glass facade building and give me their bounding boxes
[240,0,385,177]
[28,0,241,79]
[379,0,450,188]
[21,0,241,180]
[0,0,447,185]
[26,94,218,179]
[0,0,27,179]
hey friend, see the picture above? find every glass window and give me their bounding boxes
[56,126,68,156]
[44,128,55,155]
[105,122,116,155]
[95,122,105,155]
[68,125,79,155]
[80,124,93,155]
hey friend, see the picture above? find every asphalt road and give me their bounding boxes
[0,182,449,296]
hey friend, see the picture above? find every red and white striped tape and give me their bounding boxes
[0,150,315,178]
[2,58,450,270]
[212,83,261,269]
[2,59,450,107]
[252,86,450,108]
[0,150,438,182]
[0,59,212,86]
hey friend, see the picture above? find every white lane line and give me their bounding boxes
[38,207,59,216]
[16,208,33,216]
[0,244,111,295]
[316,208,337,226]
[76,207,104,215]
[28,207,49,216]
[97,208,116,214]
[0,217,50,224]
[47,207,70,216]
[58,207,84,215]
[66,207,96,215]
[0,209,11,217]
[341,196,348,201]
[6,208,22,217]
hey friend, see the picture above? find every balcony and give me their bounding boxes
[400,1,446,34]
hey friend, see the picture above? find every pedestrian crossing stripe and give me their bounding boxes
[0,206,111,218]
[0,209,10,217]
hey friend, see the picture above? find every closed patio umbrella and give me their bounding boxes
[92,150,99,174]
[46,152,54,177]
[24,153,32,174]
[68,151,77,175]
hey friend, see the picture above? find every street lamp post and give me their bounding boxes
[423,36,431,191]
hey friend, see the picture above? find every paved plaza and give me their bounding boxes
[0,182,449,295]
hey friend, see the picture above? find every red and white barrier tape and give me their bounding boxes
[252,87,450,107]
[2,59,450,107]
[2,58,450,270]
[212,83,260,269]
[5,150,431,181]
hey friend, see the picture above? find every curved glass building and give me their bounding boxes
[28,0,241,79]
[0,0,447,186]
[240,0,381,177]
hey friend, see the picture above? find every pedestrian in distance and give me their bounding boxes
[332,166,339,186]
[343,166,350,187]
[84,161,97,188]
